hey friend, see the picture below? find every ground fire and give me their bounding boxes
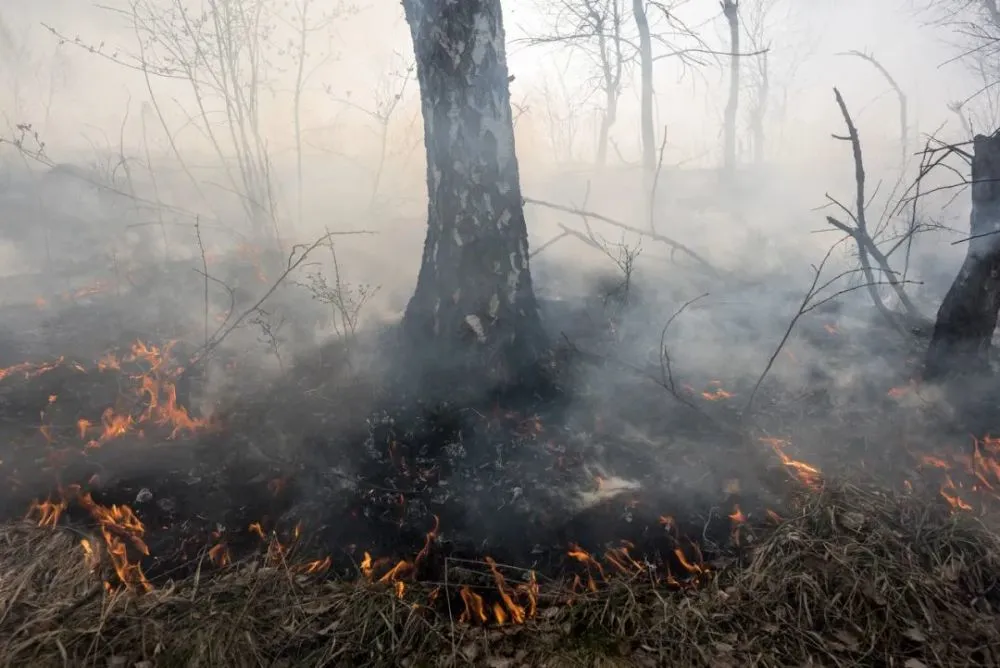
[2,0,1000,666]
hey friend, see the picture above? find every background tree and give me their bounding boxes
[400,0,547,388]
[721,0,739,179]
[924,0,1000,132]
[526,0,631,169]
[633,0,655,173]
[740,0,770,165]
[632,1,715,174]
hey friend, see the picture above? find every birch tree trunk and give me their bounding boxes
[400,0,547,388]
[925,134,1000,379]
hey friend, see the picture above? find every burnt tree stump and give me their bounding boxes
[925,134,1000,379]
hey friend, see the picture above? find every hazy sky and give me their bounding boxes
[0,0,986,165]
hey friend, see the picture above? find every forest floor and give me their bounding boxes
[0,249,998,667]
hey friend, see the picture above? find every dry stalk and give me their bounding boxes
[3,483,996,667]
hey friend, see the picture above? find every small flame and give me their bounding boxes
[27,498,65,528]
[0,357,64,383]
[377,559,413,584]
[208,543,231,567]
[701,388,733,401]
[458,586,487,624]
[760,437,823,489]
[568,543,605,591]
[414,515,439,567]
[70,487,152,592]
[673,547,704,575]
[484,557,527,624]
[295,556,332,575]
[729,505,746,523]
[360,552,374,580]
[80,539,100,570]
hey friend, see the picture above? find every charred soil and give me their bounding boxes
[0,275,999,667]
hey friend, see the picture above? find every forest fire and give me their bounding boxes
[10,324,1000,619]
[3,0,1000,662]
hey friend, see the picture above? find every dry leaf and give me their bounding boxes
[903,627,926,643]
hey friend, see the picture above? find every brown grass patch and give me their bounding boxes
[1,483,998,667]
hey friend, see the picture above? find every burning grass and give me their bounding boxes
[2,482,997,667]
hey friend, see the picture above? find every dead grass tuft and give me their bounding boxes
[1,484,997,667]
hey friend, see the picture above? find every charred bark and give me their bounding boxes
[721,0,739,179]
[400,0,548,391]
[925,134,1000,379]
[633,0,655,175]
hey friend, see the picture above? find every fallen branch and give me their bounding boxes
[523,196,721,277]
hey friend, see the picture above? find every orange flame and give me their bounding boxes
[377,559,413,584]
[360,551,374,580]
[80,539,100,570]
[484,557,527,624]
[673,548,704,575]
[73,488,152,592]
[208,543,231,567]
[295,556,332,575]
[760,437,823,489]
[458,586,487,624]
[0,357,64,383]
[27,498,65,528]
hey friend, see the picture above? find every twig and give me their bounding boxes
[188,231,372,367]
[194,218,209,348]
[649,125,668,234]
[658,293,710,398]
[743,242,842,416]
[529,231,569,258]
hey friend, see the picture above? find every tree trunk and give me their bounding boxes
[925,134,1000,379]
[633,0,655,174]
[750,50,767,165]
[721,0,739,179]
[596,101,614,168]
[400,0,547,389]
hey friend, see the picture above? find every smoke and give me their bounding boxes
[0,0,994,559]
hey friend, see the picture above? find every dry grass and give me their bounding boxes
[1,483,998,667]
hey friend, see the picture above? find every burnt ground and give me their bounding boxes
[1,246,999,666]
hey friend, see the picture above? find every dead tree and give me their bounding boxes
[400,0,548,387]
[721,0,740,178]
[838,50,908,169]
[925,134,1000,379]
